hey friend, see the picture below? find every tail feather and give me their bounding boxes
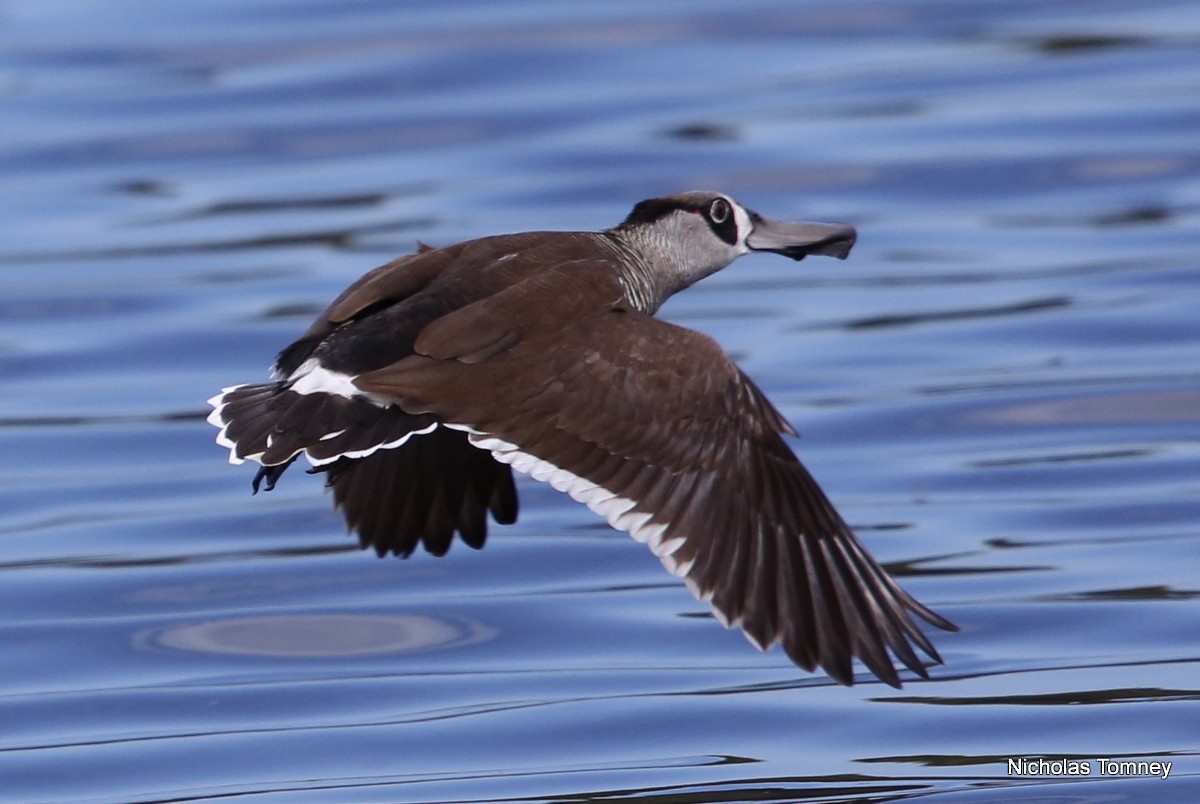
[207,383,282,464]
[206,377,519,558]
[207,381,436,469]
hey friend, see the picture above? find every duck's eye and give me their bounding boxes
[708,198,730,223]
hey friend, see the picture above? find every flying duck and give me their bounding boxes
[207,191,956,686]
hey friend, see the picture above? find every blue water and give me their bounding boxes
[3,1,1200,801]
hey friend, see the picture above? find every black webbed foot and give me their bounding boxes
[252,458,295,494]
[306,456,351,488]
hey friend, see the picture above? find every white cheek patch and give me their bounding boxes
[731,200,754,254]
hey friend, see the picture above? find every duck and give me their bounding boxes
[207,190,956,686]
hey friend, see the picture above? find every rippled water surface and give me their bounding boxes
[3,1,1200,801]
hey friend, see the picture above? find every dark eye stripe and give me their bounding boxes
[619,195,740,246]
[706,199,738,246]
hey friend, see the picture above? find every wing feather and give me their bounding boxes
[358,298,954,686]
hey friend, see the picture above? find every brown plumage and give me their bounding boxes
[208,191,955,686]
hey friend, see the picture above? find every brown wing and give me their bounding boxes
[229,237,627,559]
[273,243,466,377]
[357,275,955,687]
[274,232,615,376]
[319,425,517,558]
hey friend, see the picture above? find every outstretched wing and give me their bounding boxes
[317,425,518,558]
[357,287,955,687]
